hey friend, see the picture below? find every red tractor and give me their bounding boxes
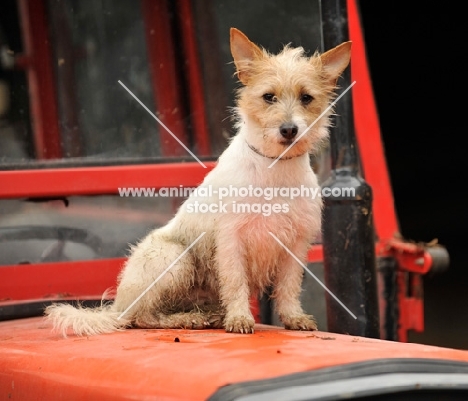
[1,1,465,399]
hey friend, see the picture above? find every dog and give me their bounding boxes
[45,28,351,336]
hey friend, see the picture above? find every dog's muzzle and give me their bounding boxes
[279,122,298,140]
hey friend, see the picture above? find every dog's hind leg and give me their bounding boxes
[132,308,224,330]
[113,231,199,321]
[133,310,210,329]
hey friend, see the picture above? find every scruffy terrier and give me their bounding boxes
[45,28,351,336]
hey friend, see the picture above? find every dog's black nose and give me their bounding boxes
[279,123,298,139]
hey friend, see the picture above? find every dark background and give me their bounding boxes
[0,0,465,350]
[359,1,467,349]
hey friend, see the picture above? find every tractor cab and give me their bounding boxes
[1,1,465,400]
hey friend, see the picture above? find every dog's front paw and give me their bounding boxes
[224,315,255,334]
[282,314,318,331]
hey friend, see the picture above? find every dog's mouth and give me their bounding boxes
[279,139,294,146]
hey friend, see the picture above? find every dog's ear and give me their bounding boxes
[320,41,352,84]
[230,28,264,84]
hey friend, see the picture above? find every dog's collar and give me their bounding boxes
[246,141,304,160]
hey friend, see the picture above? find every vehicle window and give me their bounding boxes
[0,195,182,264]
[0,0,330,267]
[1,0,329,180]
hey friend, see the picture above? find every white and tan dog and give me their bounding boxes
[46,28,351,336]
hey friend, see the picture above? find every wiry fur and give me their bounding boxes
[46,303,125,337]
[45,28,351,336]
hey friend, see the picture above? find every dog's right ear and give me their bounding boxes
[230,28,264,84]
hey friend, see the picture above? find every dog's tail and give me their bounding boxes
[45,301,130,337]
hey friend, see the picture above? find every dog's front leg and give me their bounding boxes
[272,240,318,331]
[216,237,255,334]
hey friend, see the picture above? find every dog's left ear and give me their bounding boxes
[320,41,352,84]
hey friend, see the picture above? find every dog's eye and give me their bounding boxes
[300,94,314,105]
[262,93,276,104]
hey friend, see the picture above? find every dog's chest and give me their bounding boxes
[237,196,319,247]
[236,196,320,288]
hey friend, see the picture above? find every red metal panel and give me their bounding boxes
[18,0,62,159]
[347,0,399,241]
[177,0,211,156]
[2,321,468,400]
[387,240,433,274]
[0,258,124,301]
[0,243,323,303]
[0,162,216,199]
[307,244,323,263]
[396,272,424,342]
[141,0,190,156]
